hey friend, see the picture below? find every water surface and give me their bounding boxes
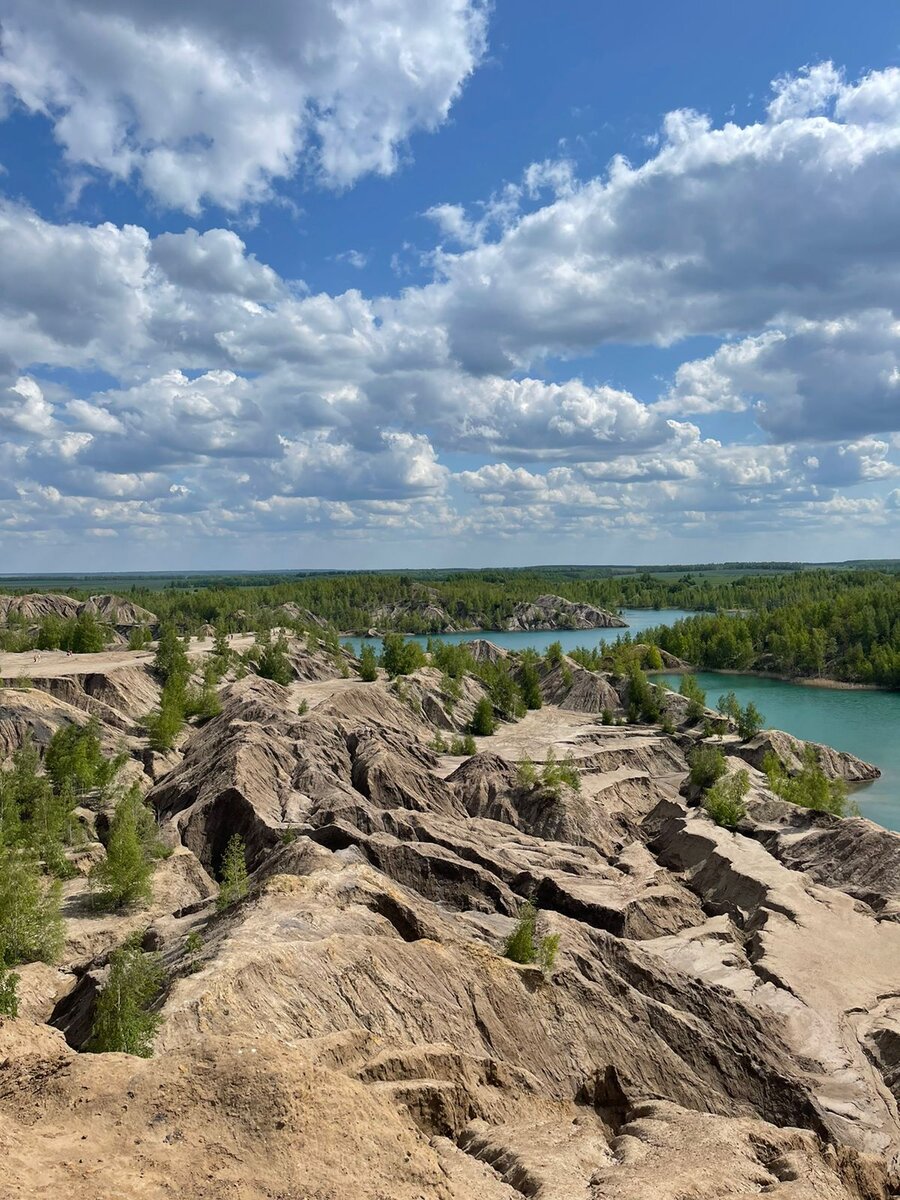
[659,671,900,832]
[342,611,900,832]
[341,608,694,657]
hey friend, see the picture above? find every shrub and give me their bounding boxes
[0,845,64,964]
[449,735,477,756]
[703,769,749,827]
[600,707,613,725]
[503,901,559,974]
[0,955,20,1017]
[297,699,309,715]
[763,746,848,816]
[216,834,249,911]
[516,756,538,789]
[470,697,496,736]
[88,935,164,1056]
[358,645,378,681]
[688,744,727,790]
[183,664,222,720]
[540,748,581,795]
[429,732,449,753]
[128,625,152,651]
[184,931,203,974]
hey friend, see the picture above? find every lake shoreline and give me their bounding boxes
[648,665,892,692]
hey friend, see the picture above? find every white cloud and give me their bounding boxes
[657,313,900,440]
[418,65,900,372]
[0,0,488,212]
[0,62,898,557]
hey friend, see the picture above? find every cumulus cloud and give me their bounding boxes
[418,64,900,372]
[0,0,488,212]
[657,313,900,440]
[0,60,898,556]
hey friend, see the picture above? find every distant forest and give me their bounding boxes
[2,564,899,686]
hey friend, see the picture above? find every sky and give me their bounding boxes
[0,0,898,572]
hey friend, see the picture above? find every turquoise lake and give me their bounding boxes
[658,671,900,832]
[340,608,696,657]
[342,608,900,831]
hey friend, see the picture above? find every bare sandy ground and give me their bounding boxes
[0,633,258,680]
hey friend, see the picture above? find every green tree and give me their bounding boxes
[128,625,152,651]
[716,692,742,722]
[737,701,764,741]
[88,935,164,1056]
[358,644,378,681]
[0,738,48,846]
[256,634,294,686]
[516,755,538,790]
[0,845,64,964]
[519,661,543,710]
[184,931,203,974]
[90,787,161,910]
[45,718,125,798]
[380,634,426,678]
[545,641,564,667]
[144,681,185,752]
[626,664,660,723]
[470,697,496,736]
[212,621,231,663]
[153,623,189,684]
[703,769,749,828]
[36,615,66,650]
[216,834,249,911]
[64,612,108,654]
[644,645,664,670]
[678,674,707,722]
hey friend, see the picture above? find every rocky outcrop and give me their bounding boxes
[390,665,491,731]
[539,659,621,713]
[371,588,463,632]
[80,593,157,628]
[5,657,900,1197]
[733,727,881,782]
[0,591,157,630]
[504,594,627,631]
[465,638,509,664]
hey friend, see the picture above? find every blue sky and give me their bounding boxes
[0,0,898,570]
